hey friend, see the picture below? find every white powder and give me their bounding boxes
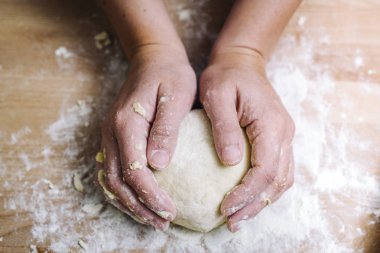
[354,55,364,68]
[19,153,33,171]
[9,127,32,144]
[298,16,307,26]
[1,6,379,253]
[55,46,74,59]
[177,9,192,21]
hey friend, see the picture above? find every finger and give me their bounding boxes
[220,121,283,216]
[147,84,194,170]
[99,128,169,230]
[227,149,295,232]
[201,85,244,166]
[114,101,176,221]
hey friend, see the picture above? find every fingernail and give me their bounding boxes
[221,145,241,165]
[222,202,246,216]
[150,150,170,169]
[157,210,174,221]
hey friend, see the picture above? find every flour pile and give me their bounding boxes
[1,11,379,253]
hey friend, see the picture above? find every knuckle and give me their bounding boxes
[271,108,295,138]
[151,124,175,139]
[214,121,239,135]
[286,175,294,189]
[264,172,276,185]
[199,86,211,105]
[200,83,223,106]
[113,111,127,131]
[273,112,288,129]
[265,125,283,143]
[122,171,133,185]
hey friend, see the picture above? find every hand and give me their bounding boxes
[98,45,196,230]
[200,49,295,232]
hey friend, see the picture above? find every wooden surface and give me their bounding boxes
[0,0,379,252]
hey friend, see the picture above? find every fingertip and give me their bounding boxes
[148,149,170,170]
[157,210,175,221]
[227,219,241,233]
[154,220,170,231]
[157,194,177,221]
[220,144,242,166]
[220,199,231,217]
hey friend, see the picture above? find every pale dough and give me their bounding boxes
[154,109,250,232]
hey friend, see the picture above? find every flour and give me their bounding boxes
[1,4,380,253]
[9,127,32,144]
[19,153,34,171]
[55,46,74,59]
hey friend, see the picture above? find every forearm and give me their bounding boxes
[211,0,301,60]
[99,0,185,59]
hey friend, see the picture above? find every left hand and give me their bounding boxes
[200,49,295,232]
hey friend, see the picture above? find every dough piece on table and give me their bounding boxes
[154,109,250,232]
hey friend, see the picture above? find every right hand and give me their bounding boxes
[97,45,196,230]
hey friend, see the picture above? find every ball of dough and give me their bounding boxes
[153,109,250,233]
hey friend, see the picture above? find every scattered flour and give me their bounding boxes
[19,153,34,171]
[177,9,192,21]
[55,46,74,59]
[9,127,32,144]
[1,4,379,253]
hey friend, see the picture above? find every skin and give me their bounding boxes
[201,0,301,232]
[98,0,300,232]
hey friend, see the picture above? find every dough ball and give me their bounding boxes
[154,109,250,232]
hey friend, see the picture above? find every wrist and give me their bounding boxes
[129,42,189,64]
[208,45,266,74]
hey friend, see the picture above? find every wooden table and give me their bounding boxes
[0,0,379,252]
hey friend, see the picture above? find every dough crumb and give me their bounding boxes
[134,143,144,151]
[41,179,55,190]
[132,102,146,117]
[158,95,174,104]
[95,151,105,163]
[129,161,143,170]
[97,170,116,200]
[177,9,191,21]
[73,173,84,192]
[82,203,103,215]
[103,147,107,159]
[78,239,88,251]
[55,46,74,59]
[0,237,3,242]
[263,198,272,206]
[94,31,111,50]
[368,69,377,75]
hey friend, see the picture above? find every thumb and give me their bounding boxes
[147,85,195,170]
[201,87,244,166]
